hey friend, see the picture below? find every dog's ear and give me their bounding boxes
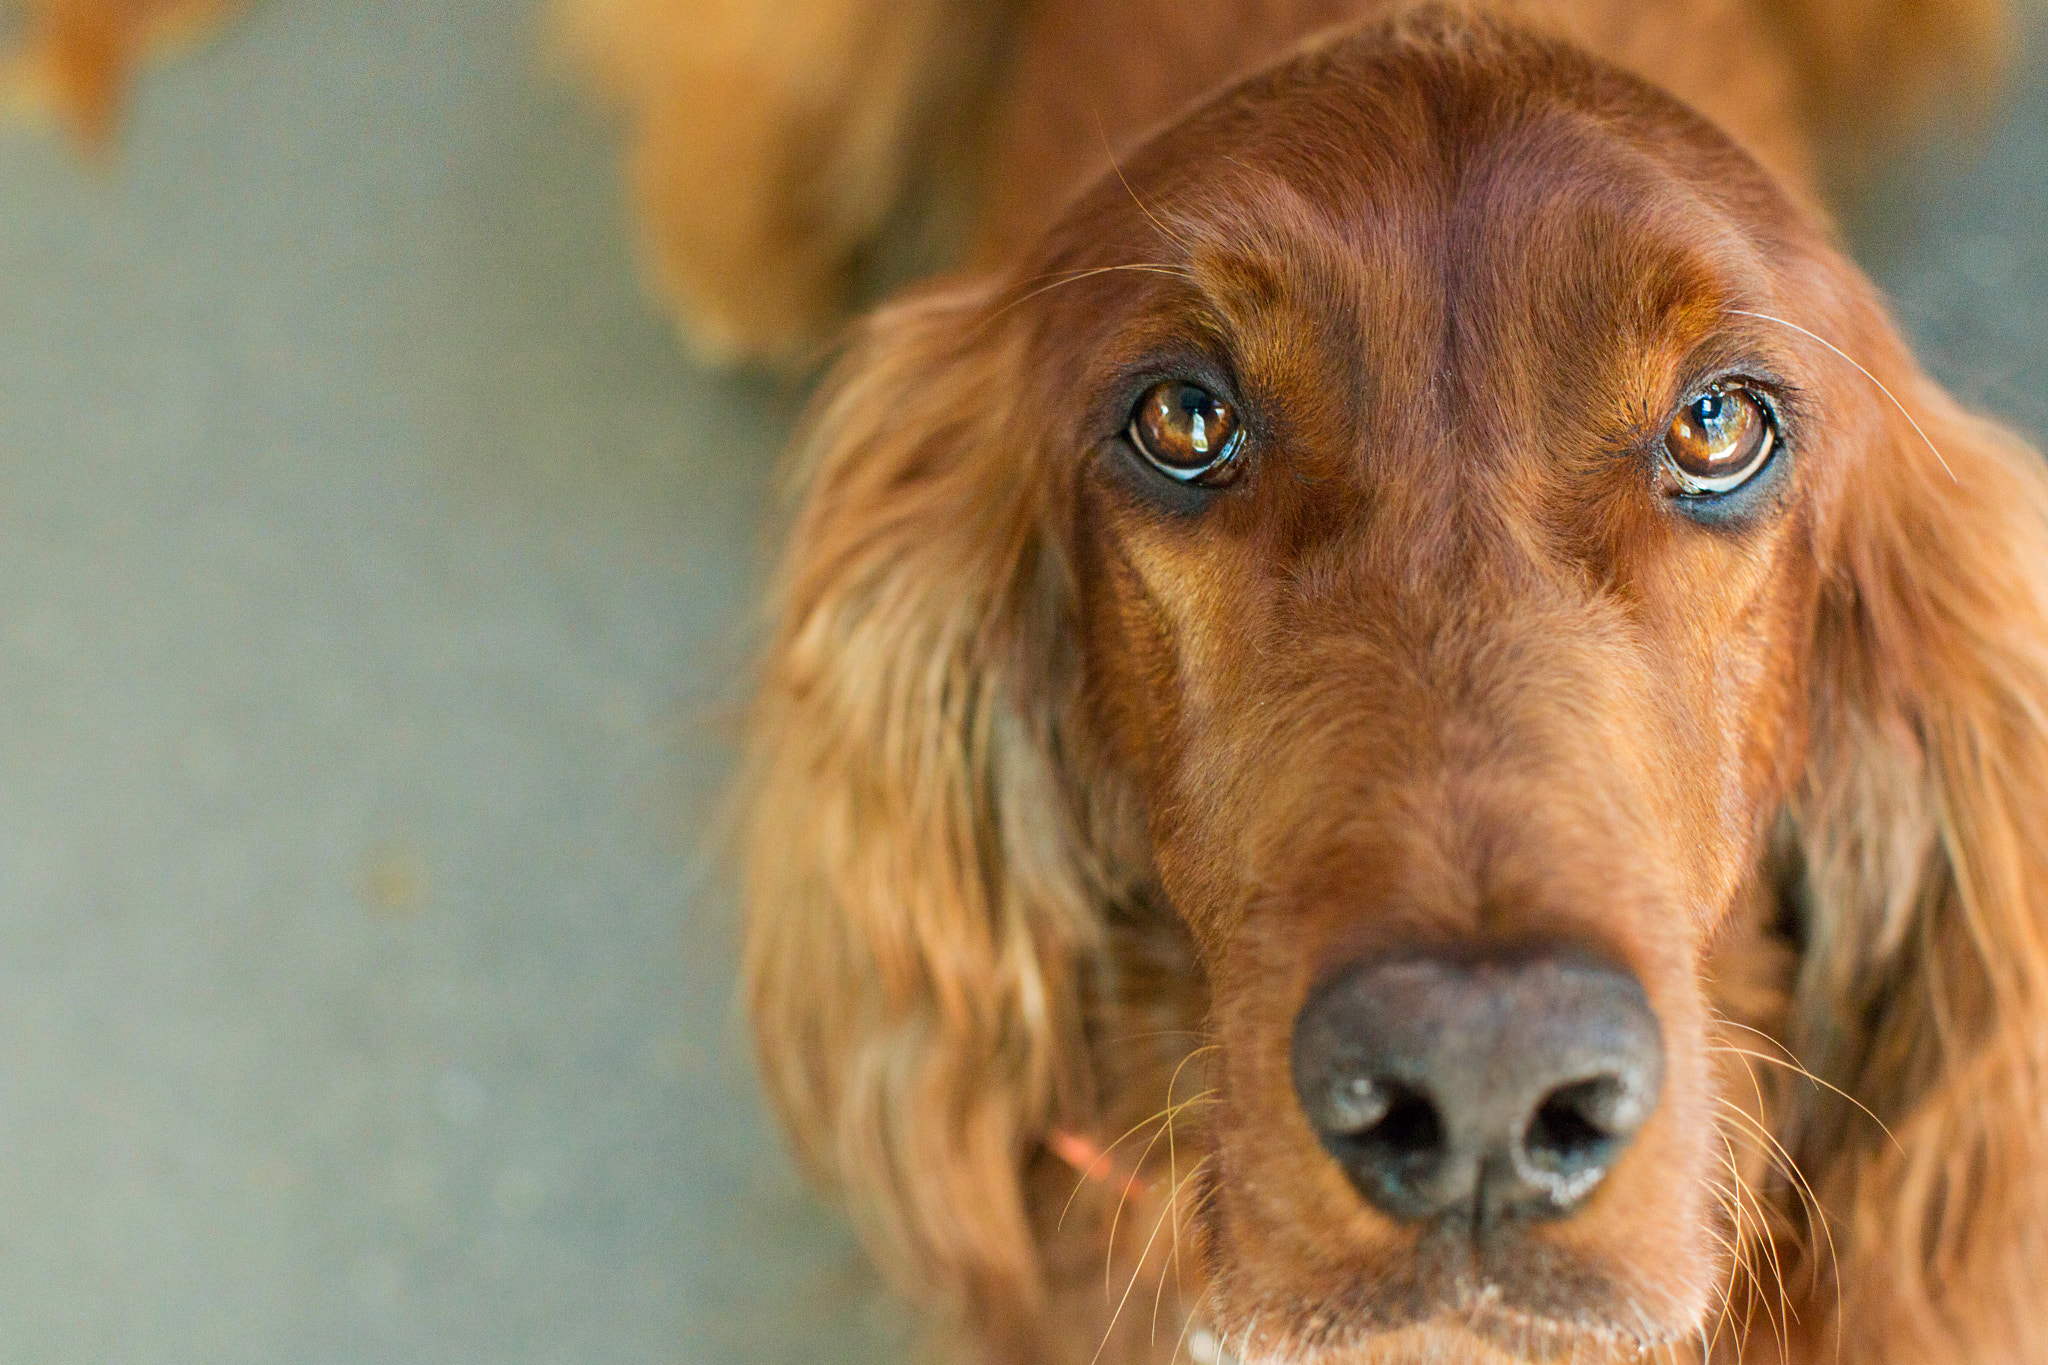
[1789,308,2048,1357]
[740,278,1105,1328]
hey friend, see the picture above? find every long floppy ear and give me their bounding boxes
[740,279,1106,1332]
[1788,314,2048,1359]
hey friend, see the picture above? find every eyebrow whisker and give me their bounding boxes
[975,262,1200,338]
[1093,106,1199,258]
[1725,308,1955,483]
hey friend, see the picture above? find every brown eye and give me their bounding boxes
[1129,381,1243,484]
[1663,385,1775,495]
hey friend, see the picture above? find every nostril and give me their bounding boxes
[1323,1078,1450,1211]
[1517,1069,1659,1215]
[1361,1082,1444,1160]
[1524,1078,1625,1175]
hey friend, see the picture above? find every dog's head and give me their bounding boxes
[745,12,2048,1362]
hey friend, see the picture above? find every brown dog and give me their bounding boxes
[733,1,2048,1362]
[26,0,2035,1358]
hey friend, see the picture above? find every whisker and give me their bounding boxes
[1715,1043,1812,1253]
[1160,1045,1223,1110]
[1053,1128,1140,1234]
[1725,308,1955,482]
[1010,261,1198,292]
[1712,1086,1846,1330]
[1702,1183,1744,1361]
[1153,1153,1213,1342]
[1111,1088,1218,1291]
[1103,1028,1213,1045]
[1164,1087,1185,1306]
[1715,1101,1810,1261]
[1092,107,1198,257]
[982,262,1198,334]
[1707,1036,1903,1154]
[1102,1089,1220,1291]
[1718,1131,1788,1359]
[1169,1284,1219,1363]
[1156,1047,1219,1326]
[1092,1156,1214,1365]
[1055,1075,1220,1232]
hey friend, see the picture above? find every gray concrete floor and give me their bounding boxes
[0,4,2040,1363]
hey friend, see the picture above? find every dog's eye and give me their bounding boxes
[1662,385,1775,495]
[1129,381,1242,485]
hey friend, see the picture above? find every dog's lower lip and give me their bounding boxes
[1192,1303,1660,1365]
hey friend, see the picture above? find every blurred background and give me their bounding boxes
[0,2,2040,1362]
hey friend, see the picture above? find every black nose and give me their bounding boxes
[1290,953,1662,1227]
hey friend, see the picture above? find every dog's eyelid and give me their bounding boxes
[1104,346,1247,408]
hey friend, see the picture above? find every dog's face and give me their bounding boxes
[750,10,2048,1361]
[1015,27,1862,1359]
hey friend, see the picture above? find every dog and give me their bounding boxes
[22,0,2038,1359]
[728,1,2048,1362]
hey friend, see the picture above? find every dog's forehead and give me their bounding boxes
[1162,80,1767,338]
[1175,149,1773,453]
[1046,23,1789,348]
[1130,18,1773,215]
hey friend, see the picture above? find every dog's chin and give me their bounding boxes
[1200,1206,1691,1365]
[1200,1247,1680,1365]
[1207,1312,1658,1365]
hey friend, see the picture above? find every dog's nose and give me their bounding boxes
[1290,953,1662,1226]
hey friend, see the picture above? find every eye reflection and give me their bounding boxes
[1663,385,1775,495]
[1130,381,1243,485]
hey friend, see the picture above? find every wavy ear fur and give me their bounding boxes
[1789,304,2048,1361]
[741,279,1108,1331]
